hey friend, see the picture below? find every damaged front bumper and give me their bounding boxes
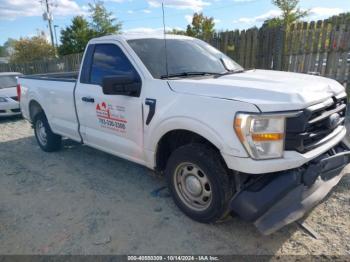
[230,141,350,235]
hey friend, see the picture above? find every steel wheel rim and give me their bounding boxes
[173,162,212,211]
[36,120,47,146]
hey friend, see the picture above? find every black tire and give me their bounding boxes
[165,143,234,223]
[33,112,61,152]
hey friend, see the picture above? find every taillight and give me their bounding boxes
[16,84,21,102]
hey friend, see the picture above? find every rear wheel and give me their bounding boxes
[165,144,233,223]
[34,112,61,152]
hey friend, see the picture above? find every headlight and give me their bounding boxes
[0,97,8,102]
[234,113,286,160]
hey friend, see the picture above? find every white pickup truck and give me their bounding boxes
[18,34,349,235]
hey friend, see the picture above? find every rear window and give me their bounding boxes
[0,75,20,89]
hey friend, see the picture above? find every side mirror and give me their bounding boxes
[102,74,141,97]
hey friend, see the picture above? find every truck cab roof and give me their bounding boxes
[90,33,194,43]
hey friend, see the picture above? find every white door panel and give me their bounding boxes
[77,83,143,159]
[75,42,144,163]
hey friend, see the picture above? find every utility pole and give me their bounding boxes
[54,25,59,48]
[44,0,55,48]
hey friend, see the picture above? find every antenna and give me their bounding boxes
[162,2,169,78]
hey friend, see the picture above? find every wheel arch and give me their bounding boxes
[151,118,228,173]
[28,99,45,122]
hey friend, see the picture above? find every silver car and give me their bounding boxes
[0,72,22,117]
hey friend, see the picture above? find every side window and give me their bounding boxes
[90,44,138,86]
[80,44,95,84]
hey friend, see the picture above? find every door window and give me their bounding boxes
[90,44,138,86]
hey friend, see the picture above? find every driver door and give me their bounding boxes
[75,42,144,163]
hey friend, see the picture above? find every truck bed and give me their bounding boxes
[20,72,78,82]
[19,71,81,142]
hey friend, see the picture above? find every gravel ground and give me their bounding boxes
[0,116,349,255]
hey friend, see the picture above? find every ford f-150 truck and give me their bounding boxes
[18,34,349,235]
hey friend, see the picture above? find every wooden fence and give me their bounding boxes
[0,53,82,75]
[208,17,350,87]
[0,17,349,88]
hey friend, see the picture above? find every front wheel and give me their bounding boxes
[34,112,62,152]
[165,144,234,223]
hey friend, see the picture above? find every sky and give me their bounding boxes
[0,0,350,45]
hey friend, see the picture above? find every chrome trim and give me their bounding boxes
[305,126,344,151]
[307,92,347,113]
[307,98,334,112]
[335,92,347,100]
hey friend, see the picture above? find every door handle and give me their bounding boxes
[82,97,95,103]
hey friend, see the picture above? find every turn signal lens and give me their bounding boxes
[234,117,245,143]
[251,133,284,142]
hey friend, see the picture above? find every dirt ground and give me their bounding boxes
[0,116,349,255]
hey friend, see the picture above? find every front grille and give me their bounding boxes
[11,108,20,113]
[286,96,347,153]
[11,96,18,101]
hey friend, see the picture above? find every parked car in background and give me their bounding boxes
[339,52,350,64]
[314,58,327,69]
[0,72,22,117]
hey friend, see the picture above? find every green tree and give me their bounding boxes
[267,0,308,28]
[186,13,215,40]
[168,28,186,35]
[89,1,122,37]
[0,46,5,57]
[10,36,56,63]
[59,16,93,56]
[58,1,122,56]
[0,38,16,57]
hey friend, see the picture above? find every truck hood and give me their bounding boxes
[168,69,345,112]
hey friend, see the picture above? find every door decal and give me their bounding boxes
[96,102,127,133]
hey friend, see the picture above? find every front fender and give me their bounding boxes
[147,116,226,153]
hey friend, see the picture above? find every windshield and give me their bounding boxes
[0,75,20,89]
[127,38,243,79]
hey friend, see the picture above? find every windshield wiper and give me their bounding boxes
[160,72,219,79]
[215,69,245,78]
